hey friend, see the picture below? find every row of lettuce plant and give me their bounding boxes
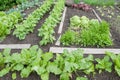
[38,0,65,45]
[0,45,119,80]
[13,0,53,40]
[0,11,22,41]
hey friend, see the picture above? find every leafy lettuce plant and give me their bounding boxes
[70,16,90,28]
[95,56,112,73]
[54,49,94,80]
[0,11,22,41]
[38,0,65,45]
[70,15,81,27]
[13,0,53,40]
[106,52,120,76]
[76,77,88,80]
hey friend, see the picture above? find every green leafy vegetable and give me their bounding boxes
[38,0,65,45]
[12,72,17,80]
[106,52,120,76]
[13,0,53,40]
[61,16,112,47]
[76,77,88,80]
[95,56,112,73]
[60,30,76,46]
[0,11,22,41]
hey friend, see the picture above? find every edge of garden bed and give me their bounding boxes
[49,47,120,54]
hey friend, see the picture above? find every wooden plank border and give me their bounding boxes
[0,44,31,49]
[55,7,67,46]
[58,7,67,34]
[49,47,120,54]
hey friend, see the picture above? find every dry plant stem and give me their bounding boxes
[115,6,120,12]
[92,9,102,22]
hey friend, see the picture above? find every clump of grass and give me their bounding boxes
[79,0,115,6]
[74,0,80,4]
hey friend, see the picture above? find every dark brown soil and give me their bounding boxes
[0,68,120,80]
[0,72,61,80]
[22,6,38,18]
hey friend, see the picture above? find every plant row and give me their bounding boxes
[38,0,65,45]
[6,0,43,14]
[0,0,28,11]
[0,45,120,80]
[13,0,53,40]
[0,11,22,41]
[60,16,112,47]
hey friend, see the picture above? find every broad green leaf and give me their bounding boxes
[32,66,46,75]
[115,58,120,68]
[95,56,112,73]
[3,48,11,56]
[64,61,79,73]
[42,52,53,61]
[106,51,116,61]
[12,72,16,80]
[60,73,70,80]
[4,56,12,63]
[76,77,88,80]
[0,53,4,65]
[0,67,10,77]
[31,57,41,66]
[41,72,49,80]
[37,48,43,58]
[115,66,120,76]
[85,55,94,61]
[29,45,39,56]
[47,62,61,75]
[20,66,31,78]
[84,64,94,74]
[63,49,69,57]
[72,49,84,60]
[13,64,24,71]
[11,53,22,63]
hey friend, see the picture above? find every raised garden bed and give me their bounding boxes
[51,6,120,53]
[0,0,120,80]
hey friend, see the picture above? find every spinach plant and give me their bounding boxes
[95,56,112,73]
[76,77,88,80]
[106,52,120,76]
[0,45,119,80]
